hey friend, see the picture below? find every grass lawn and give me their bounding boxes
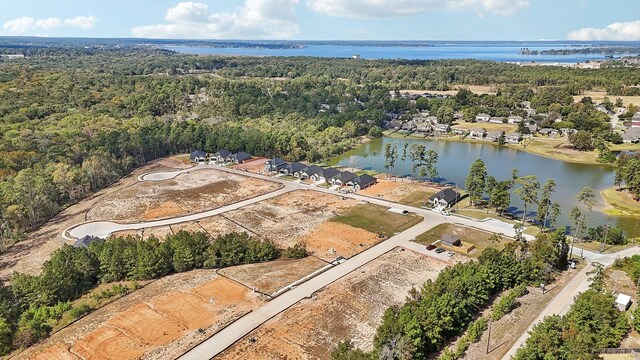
[601,187,640,217]
[456,206,540,236]
[332,203,422,238]
[508,137,600,165]
[398,189,437,207]
[453,121,518,133]
[413,223,512,257]
[573,240,636,254]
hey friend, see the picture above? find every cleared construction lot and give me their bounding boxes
[87,168,281,222]
[217,248,449,359]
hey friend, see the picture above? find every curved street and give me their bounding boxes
[64,163,639,360]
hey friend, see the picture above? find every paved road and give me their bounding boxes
[65,163,539,359]
[178,218,440,360]
[68,163,531,240]
[501,246,640,359]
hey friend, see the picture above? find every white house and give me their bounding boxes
[475,113,491,122]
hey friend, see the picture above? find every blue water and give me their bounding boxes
[166,41,640,63]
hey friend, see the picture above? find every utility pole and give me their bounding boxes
[600,223,611,253]
[486,319,492,354]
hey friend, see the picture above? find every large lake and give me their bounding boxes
[331,137,639,236]
[166,41,640,63]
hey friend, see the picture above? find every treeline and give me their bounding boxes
[332,230,569,359]
[514,265,629,359]
[0,231,301,354]
[615,152,640,199]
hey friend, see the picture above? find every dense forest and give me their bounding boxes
[1,45,640,252]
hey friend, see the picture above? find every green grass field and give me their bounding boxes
[414,223,512,257]
[332,203,422,238]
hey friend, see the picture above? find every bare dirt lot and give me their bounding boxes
[0,161,176,281]
[230,157,270,174]
[87,168,281,222]
[217,248,449,360]
[358,178,441,207]
[219,257,330,294]
[223,190,372,259]
[22,270,262,360]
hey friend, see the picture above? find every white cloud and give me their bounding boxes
[308,0,529,18]
[2,15,98,34]
[64,16,99,29]
[132,0,300,39]
[568,20,640,41]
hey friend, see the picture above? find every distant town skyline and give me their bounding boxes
[2,0,640,41]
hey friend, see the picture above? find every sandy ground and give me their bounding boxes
[217,248,449,360]
[230,157,270,174]
[357,178,440,206]
[223,190,371,259]
[87,169,281,222]
[22,270,261,360]
[219,257,330,295]
[0,161,177,281]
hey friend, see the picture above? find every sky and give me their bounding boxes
[2,0,640,41]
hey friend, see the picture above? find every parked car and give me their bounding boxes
[435,248,445,254]
[426,244,437,251]
[447,251,455,257]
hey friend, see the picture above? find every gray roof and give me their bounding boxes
[73,235,100,248]
[190,150,206,160]
[349,174,377,187]
[214,149,231,158]
[267,158,287,167]
[286,162,307,173]
[319,167,340,179]
[333,171,357,183]
[302,165,324,176]
[429,188,460,205]
[230,152,252,162]
[633,113,640,121]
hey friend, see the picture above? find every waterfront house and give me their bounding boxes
[331,171,357,186]
[632,113,640,128]
[312,167,341,183]
[299,165,324,180]
[433,124,451,134]
[539,128,559,137]
[265,158,288,172]
[415,123,433,134]
[505,133,522,144]
[526,124,539,134]
[401,121,417,131]
[429,188,461,209]
[451,127,466,135]
[388,120,403,130]
[469,128,487,139]
[280,162,306,176]
[189,150,207,163]
[623,128,640,143]
[347,174,377,191]
[486,131,502,142]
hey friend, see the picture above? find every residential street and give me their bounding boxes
[501,246,640,359]
[63,163,638,360]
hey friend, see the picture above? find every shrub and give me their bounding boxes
[283,241,309,259]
